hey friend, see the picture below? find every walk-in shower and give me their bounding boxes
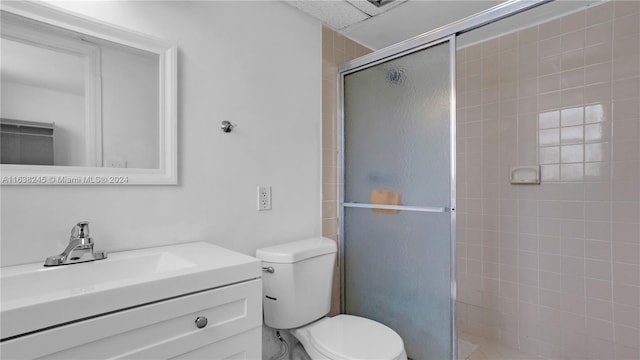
[338,0,639,359]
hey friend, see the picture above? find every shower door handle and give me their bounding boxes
[343,202,450,213]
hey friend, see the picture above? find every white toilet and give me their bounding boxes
[256,237,407,360]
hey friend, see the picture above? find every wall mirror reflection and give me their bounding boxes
[1,11,159,168]
[0,1,177,185]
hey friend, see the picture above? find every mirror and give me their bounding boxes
[0,1,177,185]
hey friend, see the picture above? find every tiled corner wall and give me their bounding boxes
[456,1,640,359]
[321,26,372,315]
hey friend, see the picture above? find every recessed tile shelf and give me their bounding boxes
[509,165,540,184]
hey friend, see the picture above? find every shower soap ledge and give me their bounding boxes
[509,165,540,185]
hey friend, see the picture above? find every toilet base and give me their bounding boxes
[290,342,312,360]
[290,318,331,360]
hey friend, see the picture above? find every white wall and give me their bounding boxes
[0,80,86,166]
[0,0,322,266]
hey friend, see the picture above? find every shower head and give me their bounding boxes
[381,63,405,85]
[386,69,404,84]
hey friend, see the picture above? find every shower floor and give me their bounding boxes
[458,332,542,360]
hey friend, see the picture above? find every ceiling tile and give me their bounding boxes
[286,1,369,30]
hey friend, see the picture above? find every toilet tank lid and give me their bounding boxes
[256,237,337,263]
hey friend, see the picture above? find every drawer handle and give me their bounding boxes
[194,316,208,329]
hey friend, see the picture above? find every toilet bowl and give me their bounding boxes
[256,237,408,360]
[291,315,407,360]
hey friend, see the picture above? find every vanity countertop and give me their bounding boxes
[0,242,261,339]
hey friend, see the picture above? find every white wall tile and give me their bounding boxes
[456,2,639,353]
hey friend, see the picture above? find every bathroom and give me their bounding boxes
[1,0,638,359]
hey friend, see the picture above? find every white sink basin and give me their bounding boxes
[1,242,261,339]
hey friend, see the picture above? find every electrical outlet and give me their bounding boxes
[257,186,272,211]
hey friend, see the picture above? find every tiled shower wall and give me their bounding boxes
[321,26,371,315]
[456,1,640,359]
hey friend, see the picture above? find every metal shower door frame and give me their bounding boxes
[337,1,553,359]
[339,33,457,359]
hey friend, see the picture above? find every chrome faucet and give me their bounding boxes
[44,221,107,266]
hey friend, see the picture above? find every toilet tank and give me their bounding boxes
[256,237,337,329]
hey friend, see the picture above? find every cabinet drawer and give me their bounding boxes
[1,279,262,359]
[170,326,260,360]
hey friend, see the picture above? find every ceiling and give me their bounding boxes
[286,0,409,31]
[286,0,504,49]
[285,0,603,50]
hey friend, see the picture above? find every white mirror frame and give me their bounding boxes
[0,1,177,185]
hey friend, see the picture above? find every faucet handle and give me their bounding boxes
[71,221,90,239]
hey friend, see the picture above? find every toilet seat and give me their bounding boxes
[306,315,405,360]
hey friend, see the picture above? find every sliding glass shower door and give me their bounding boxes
[340,36,455,359]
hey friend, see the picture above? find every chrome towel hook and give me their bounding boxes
[220,120,237,133]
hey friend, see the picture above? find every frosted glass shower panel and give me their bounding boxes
[342,39,454,359]
[344,208,452,359]
[343,41,451,207]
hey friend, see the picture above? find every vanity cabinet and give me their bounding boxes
[0,279,262,359]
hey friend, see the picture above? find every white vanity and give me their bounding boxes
[1,2,263,356]
[0,242,262,359]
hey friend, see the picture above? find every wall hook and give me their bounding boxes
[220,120,237,133]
